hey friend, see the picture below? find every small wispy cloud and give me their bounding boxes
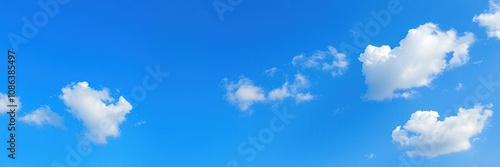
[20,105,64,129]
[473,60,483,65]
[135,120,147,127]
[268,73,313,102]
[265,67,278,77]
[292,46,348,77]
[223,74,313,113]
[365,153,376,160]
[456,83,464,91]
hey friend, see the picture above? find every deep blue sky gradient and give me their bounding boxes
[0,0,499,166]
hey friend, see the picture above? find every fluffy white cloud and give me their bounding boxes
[0,93,21,114]
[224,74,313,112]
[60,81,133,144]
[473,0,500,39]
[292,46,348,77]
[359,23,475,100]
[223,78,266,112]
[20,106,64,128]
[392,104,493,158]
[268,74,313,102]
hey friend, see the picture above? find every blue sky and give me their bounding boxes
[1,0,500,166]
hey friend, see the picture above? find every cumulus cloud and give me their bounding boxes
[60,81,133,144]
[20,105,64,128]
[0,93,21,114]
[392,104,493,158]
[359,23,475,100]
[292,46,348,77]
[223,78,267,112]
[473,0,500,39]
[223,74,313,112]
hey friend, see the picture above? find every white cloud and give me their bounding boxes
[392,104,493,158]
[456,83,464,91]
[292,46,348,77]
[268,73,313,102]
[0,93,21,114]
[223,78,266,112]
[60,81,133,144]
[20,105,64,128]
[359,23,475,100]
[135,120,146,127]
[365,153,376,159]
[224,74,313,112]
[473,60,483,65]
[295,93,313,102]
[394,90,418,99]
[268,82,291,101]
[265,67,279,77]
[473,0,500,39]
